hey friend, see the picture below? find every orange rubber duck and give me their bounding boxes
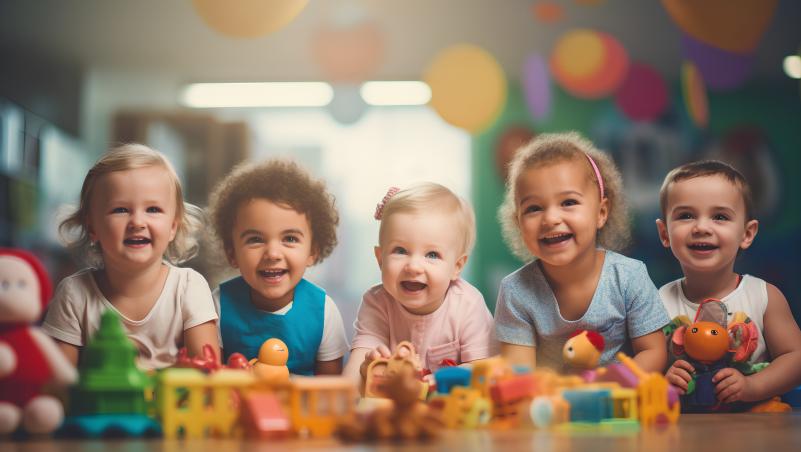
[249,338,290,383]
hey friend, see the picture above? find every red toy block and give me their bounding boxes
[489,375,537,403]
[241,392,291,438]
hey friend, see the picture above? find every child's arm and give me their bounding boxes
[183,320,220,363]
[54,340,80,367]
[343,347,371,382]
[500,342,536,369]
[630,330,667,373]
[315,358,343,375]
[715,284,801,403]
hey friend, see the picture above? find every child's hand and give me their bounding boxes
[665,359,695,394]
[713,368,754,404]
[359,344,392,379]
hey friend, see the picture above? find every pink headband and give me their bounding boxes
[374,186,400,220]
[585,153,605,199]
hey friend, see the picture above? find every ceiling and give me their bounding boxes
[2,0,800,83]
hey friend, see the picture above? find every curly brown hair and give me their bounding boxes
[207,159,339,265]
[498,132,630,262]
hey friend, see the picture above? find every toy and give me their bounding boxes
[563,330,605,371]
[0,248,77,435]
[668,299,760,411]
[289,376,358,438]
[364,341,426,400]
[250,338,290,384]
[60,309,160,438]
[338,365,442,442]
[240,391,291,438]
[616,353,679,425]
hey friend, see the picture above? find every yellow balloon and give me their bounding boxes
[192,0,309,38]
[425,44,507,134]
[552,30,604,79]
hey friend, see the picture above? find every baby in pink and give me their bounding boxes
[343,183,498,384]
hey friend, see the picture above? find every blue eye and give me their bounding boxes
[713,214,729,221]
[392,247,407,255]
[284,235,300,244]
[244,236,264,245]
[523,205,541,214]
[146,206,163,213]
[425,251,441,259]
[111,207,128,214]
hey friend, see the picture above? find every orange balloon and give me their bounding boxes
[661,0,777,53]
[193,0,308,38]
[551,32,629,99]
[425,44,507,133]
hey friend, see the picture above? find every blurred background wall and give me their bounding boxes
[1,0,800,335]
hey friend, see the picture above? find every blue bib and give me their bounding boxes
[219,277,325,375]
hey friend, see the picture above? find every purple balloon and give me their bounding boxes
[521,53,551,120]
[681,33,755,91]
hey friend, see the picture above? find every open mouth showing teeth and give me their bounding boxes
[688,243,718,251]
[401,281,427,292]
[540,233,573,245]
[123,238,151,245]
[258,269,288,278]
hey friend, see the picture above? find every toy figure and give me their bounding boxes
[668,298,759,411]
[338,365,443,442]
[250,338,290,383]
[0,248,77,435]
[364,341,426,400]
[563,330,605,371]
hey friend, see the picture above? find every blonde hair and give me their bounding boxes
[207,159,339,265]
[59,143,203,267]
[498,132,630,261]
[378,182,476,256]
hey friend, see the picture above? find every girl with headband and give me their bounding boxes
[495,132,669,372]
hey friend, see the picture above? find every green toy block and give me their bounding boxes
[69,310,152,415]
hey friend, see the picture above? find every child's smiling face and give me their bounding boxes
[88,165,178,273]
[375,211,467,315]
[515,159,608,268]
[226,199,316,310]
[657,174,758,275]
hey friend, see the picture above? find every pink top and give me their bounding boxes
[351,278,498,373]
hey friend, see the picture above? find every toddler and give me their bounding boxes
[344,182,497,384]
[495,132,669,372]
[657,160,801,405]
[208,159,348,375]
[43,144,219,370]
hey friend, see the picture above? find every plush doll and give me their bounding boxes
[667,298,760,411]
[563,329,605,371]
[0,248,77,434]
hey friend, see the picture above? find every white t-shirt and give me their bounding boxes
[42,265,218,370]
[212,288,349,362]
[659,274,769,364]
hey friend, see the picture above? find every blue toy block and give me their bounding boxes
[434,366,472,394]
[59,414,162,438]
[781,385,801,408]
[562,389,612,423]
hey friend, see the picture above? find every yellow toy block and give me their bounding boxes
[289,376,358,438]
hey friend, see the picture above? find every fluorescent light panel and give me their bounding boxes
[360,81,431,106]
[182,82,334,108]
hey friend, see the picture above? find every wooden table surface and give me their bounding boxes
[3,413,801,451]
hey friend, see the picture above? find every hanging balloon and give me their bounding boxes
[615,63,669,122]
[532,2,564,24]
[424,44,507,134]
[312,21,385,82]
[661,0,777,53]
[681,33,755,91]
[192,0,309,38]
[328,84,367,125]
[521,53,552,121]
[495,126,536,182]
[681,61,709,128]
[550,30,629,99]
